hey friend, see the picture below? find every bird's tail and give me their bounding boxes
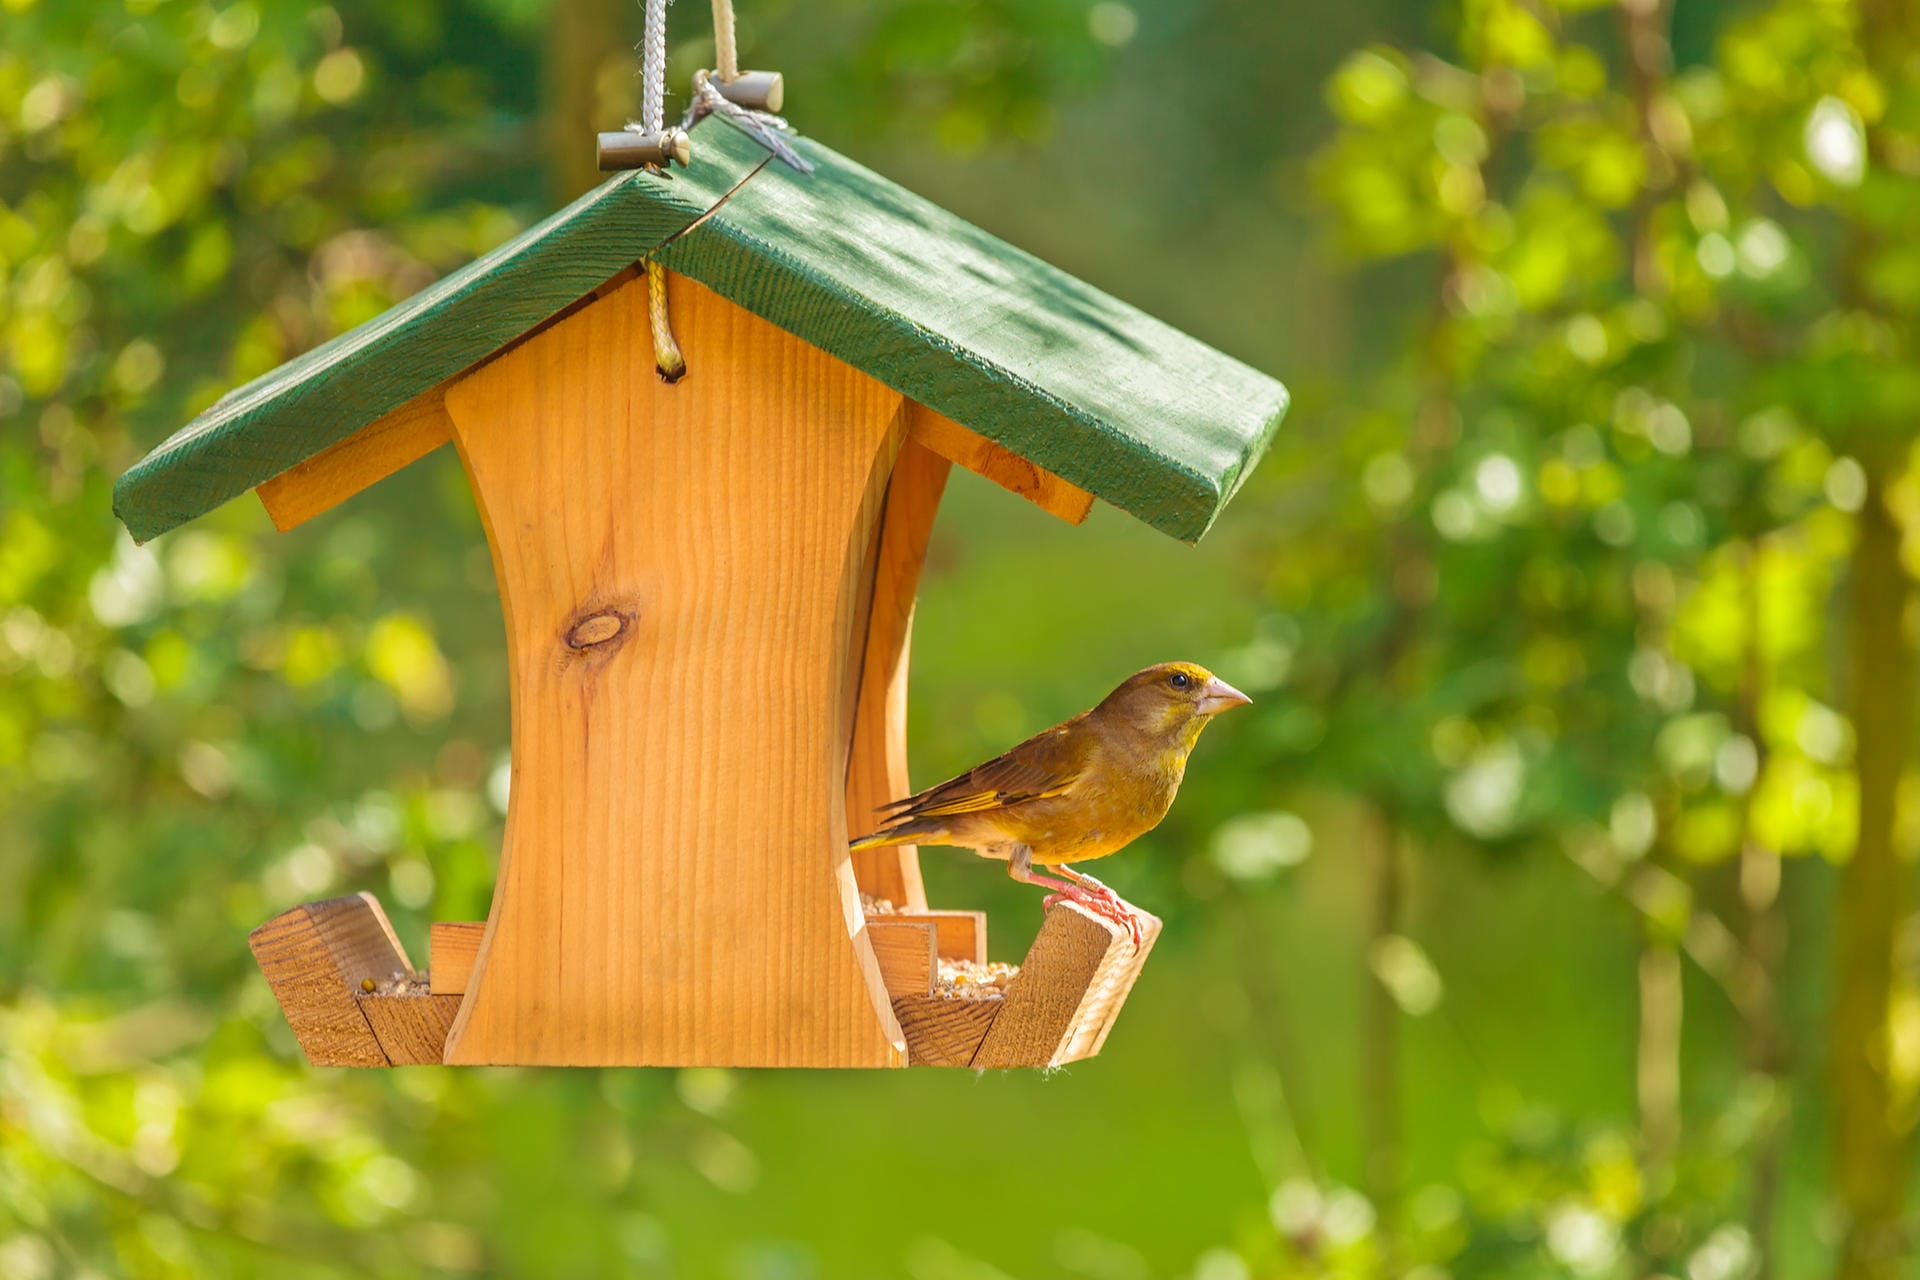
[849,819,941,852]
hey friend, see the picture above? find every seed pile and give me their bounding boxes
[935,958,1018,1001]
[358,970,429,997]
[858,893,1017,998]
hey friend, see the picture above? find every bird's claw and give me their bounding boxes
[1042,888,1144,949]
[1074,873,1117,902]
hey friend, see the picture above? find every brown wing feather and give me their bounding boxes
[875,714,1092,826]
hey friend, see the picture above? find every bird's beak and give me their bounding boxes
[1199,676,1252,715]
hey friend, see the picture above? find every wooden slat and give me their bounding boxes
[247,893,411,1068]
[866,921,937,998]
[359,992,462,1065]
[440,274,906,1067]
[880,910,987,965]
[256,389,453,532]
[970,897,1160,1069]
[893,995,1001,1067]
[906,404,1093,526]
[846,439,949,909]
[429,922,485,995]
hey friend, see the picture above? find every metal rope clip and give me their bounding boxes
[707,69,783,112]
[597,127,692,172]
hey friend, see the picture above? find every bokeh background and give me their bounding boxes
[5,0,1920,1276]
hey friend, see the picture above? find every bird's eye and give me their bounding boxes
[1168,671,1192,690]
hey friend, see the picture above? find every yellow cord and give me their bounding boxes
[711,0,739,82]
[647,259,686,382]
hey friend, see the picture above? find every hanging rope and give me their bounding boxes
[710,0,739,83]
[641,0,670,132]
[638,0,687,380]
[645,260,682,381]
[633,0,807,378]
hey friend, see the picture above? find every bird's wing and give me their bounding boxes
[881,718,1091,823]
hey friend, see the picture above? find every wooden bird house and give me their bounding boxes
[113,118,1287,1070]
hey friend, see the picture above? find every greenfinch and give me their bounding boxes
[850,662,1251,945]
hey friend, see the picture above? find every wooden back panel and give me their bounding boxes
[440,273,907,1066]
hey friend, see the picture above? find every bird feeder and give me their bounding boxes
[113,117,1288,1069]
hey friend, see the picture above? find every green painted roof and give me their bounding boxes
[114,117,1287,544]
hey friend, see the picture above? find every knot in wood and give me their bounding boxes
[566,611,626,649]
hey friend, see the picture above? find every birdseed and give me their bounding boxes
[934,958,1018,1001]
[858,894,1013,998]
[359,969,430,997]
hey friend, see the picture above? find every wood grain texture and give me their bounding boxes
[441,273,906,1067]
[359,992,462,1065]
[428,922,484,995]
[893,995,1001,1067]
[256,388,453,532]
[1062,905,1162,1062]
[882,910,988,964]
[247,893,411,1068]
[116,118,1286,546]
[866,921,936,998]
[970,898,1161,1070]
[906,405,1091,526]
[845,439,948,910]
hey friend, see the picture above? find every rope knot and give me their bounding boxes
[685,69,813,174]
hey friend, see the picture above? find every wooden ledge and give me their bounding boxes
[896,896,1161,1069]
[249,893,443,1067]
[254,893,1159,1069]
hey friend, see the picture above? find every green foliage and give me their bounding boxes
[6,0,1920,1276]
[1266,0,1913,869]
[1221,0,1920,1273]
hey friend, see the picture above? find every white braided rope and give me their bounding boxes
[711,0,739,81]
[638,0,685,378]
[640,0,670,133]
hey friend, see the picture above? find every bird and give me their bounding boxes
[849,662,1251,947]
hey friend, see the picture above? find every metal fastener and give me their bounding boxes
[597,128,692,171]
[711,69,783,113]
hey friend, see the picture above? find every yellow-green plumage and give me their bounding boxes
[849,662,1249,867]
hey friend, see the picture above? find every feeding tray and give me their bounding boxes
[116,115,1284,1069]
[253,892,1160,1069]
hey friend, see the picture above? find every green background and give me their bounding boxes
[3,1,1917,1277]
